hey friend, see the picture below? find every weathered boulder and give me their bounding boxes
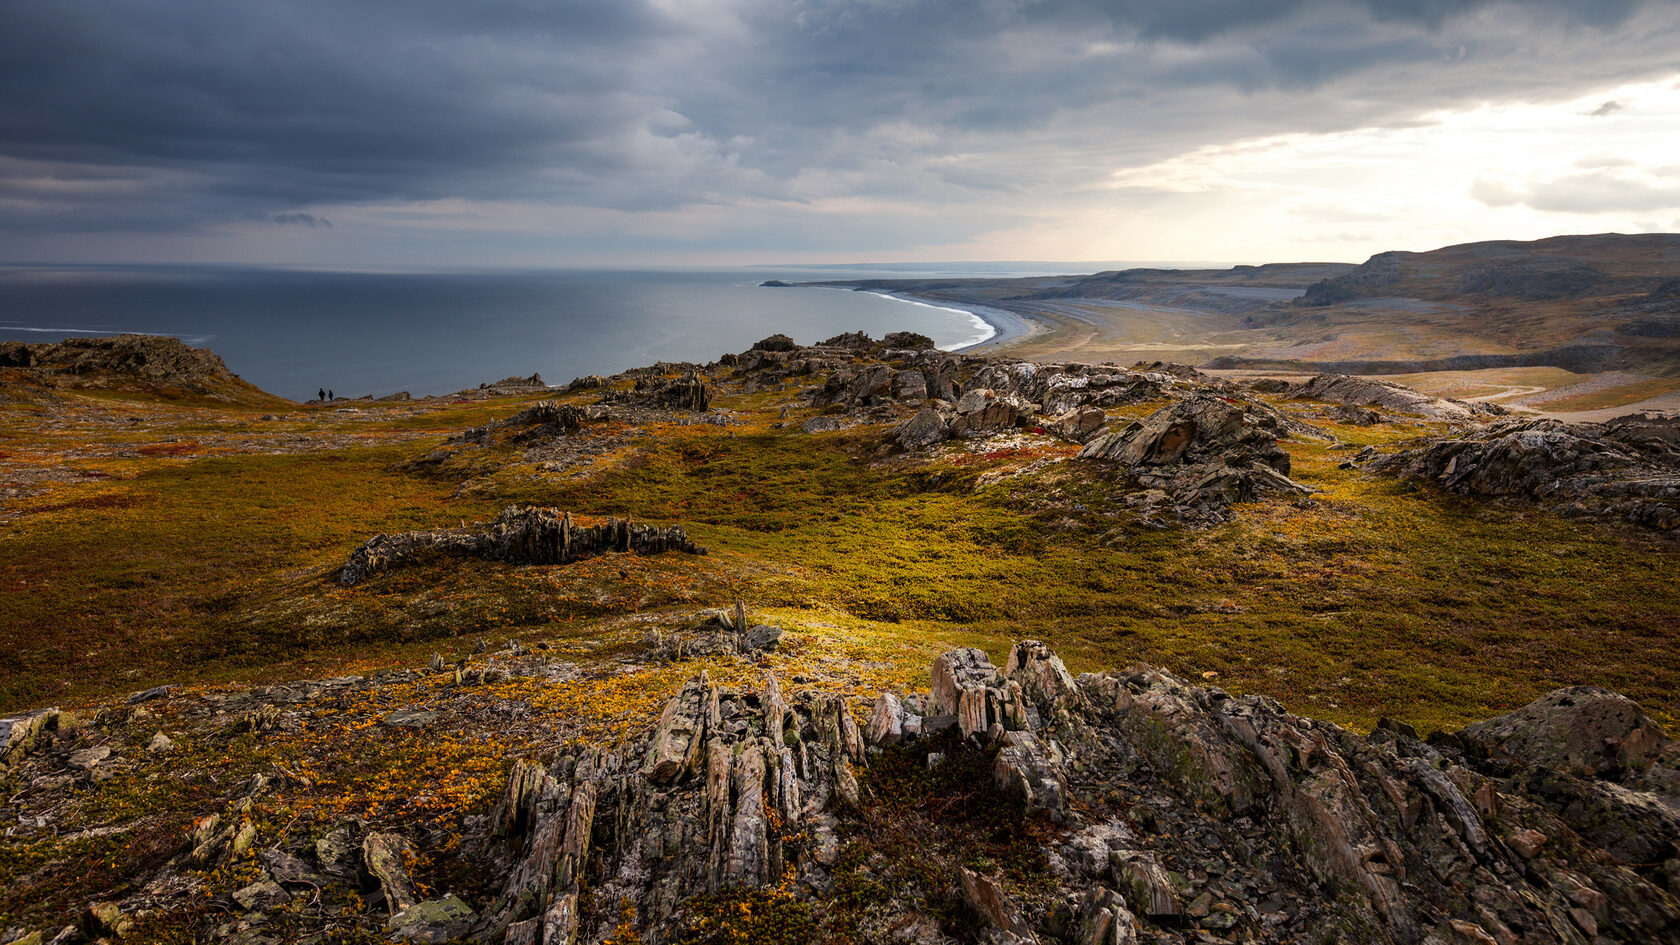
[895,408,950,450]
[1,708,63,766]
[957,387,994,414]
[1459,686,1674,780]
[892,369,929,404]
[387,896,477,943]
[1050,408,1107,443]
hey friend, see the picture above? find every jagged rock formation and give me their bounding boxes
[465,640,1679,944]
[1364,414,1680,530]
[467,402,590,442]
[602,371,712,412]
[1292,374,1499,423]
[1079,396,1310,525]
[339,506,706,585]
[480,669,865,944]
[8,640,1679,945]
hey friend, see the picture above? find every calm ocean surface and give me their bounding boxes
[0,264,1074,401]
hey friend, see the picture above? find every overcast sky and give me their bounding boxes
[3,0,1679,268]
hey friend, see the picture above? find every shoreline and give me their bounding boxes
[862,290,1043,353]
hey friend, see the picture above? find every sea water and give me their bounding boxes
[0,265,1066,401]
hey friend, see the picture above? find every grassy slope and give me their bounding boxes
[3,383,1676,734]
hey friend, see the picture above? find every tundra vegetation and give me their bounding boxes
[1,328,1677,945]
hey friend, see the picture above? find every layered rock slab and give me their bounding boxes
[339,506,705,585]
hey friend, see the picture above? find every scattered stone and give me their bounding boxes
[382,708,438,728]
[127,685,176,704]
[67,746,110,772]
[231,880,290,911]
[1508,828,1549,859]
[741,624,783,652]
[802,415,843,434]
[82,902,130,939]
[386,896,477,943]
[146,731,174,753]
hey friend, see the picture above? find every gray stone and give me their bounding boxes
[1459,686,1673,779]
[383,708,438,728]
[362,832,418,914]
[896,408,949,450]
[232,879,291,911]
[386,895,477,943]
[67,746,110,771]
[742,624,783,652]
[960,868,1036,941]
[127,684,177,704]
[802,416,843,434]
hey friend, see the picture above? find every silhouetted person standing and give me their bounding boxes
[318,388,325,401]
[328,388,334,400]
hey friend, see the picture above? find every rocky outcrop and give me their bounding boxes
[13,640,1680,945]
[461,401,590,444]
[0,334,281,402]
[479,374,548,394]
[465,641,1680,944]
[1292,374,1496,423]
[603,371,712,412]
[1079,395,1309,525]
[752,333,798,352]
[339,506,706,585]
[480,668,867,944]
[1364,414,1680,530]
[0,334,237,385]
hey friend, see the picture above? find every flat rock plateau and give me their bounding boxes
[2,316,1679,945]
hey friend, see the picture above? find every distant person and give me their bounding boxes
[328,388,334,400]
[318,388,325,401]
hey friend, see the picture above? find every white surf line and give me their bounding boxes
[768,283,999,350]
[861,291,998,350]
[1,327,217,347]
[1,325,133,334]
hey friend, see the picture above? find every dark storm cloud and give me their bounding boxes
[0,0,1675,241]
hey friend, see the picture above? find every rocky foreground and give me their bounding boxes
[4,330,1680,945]
[3,634,1677,945]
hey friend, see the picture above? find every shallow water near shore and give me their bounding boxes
[0,264,1068,401]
